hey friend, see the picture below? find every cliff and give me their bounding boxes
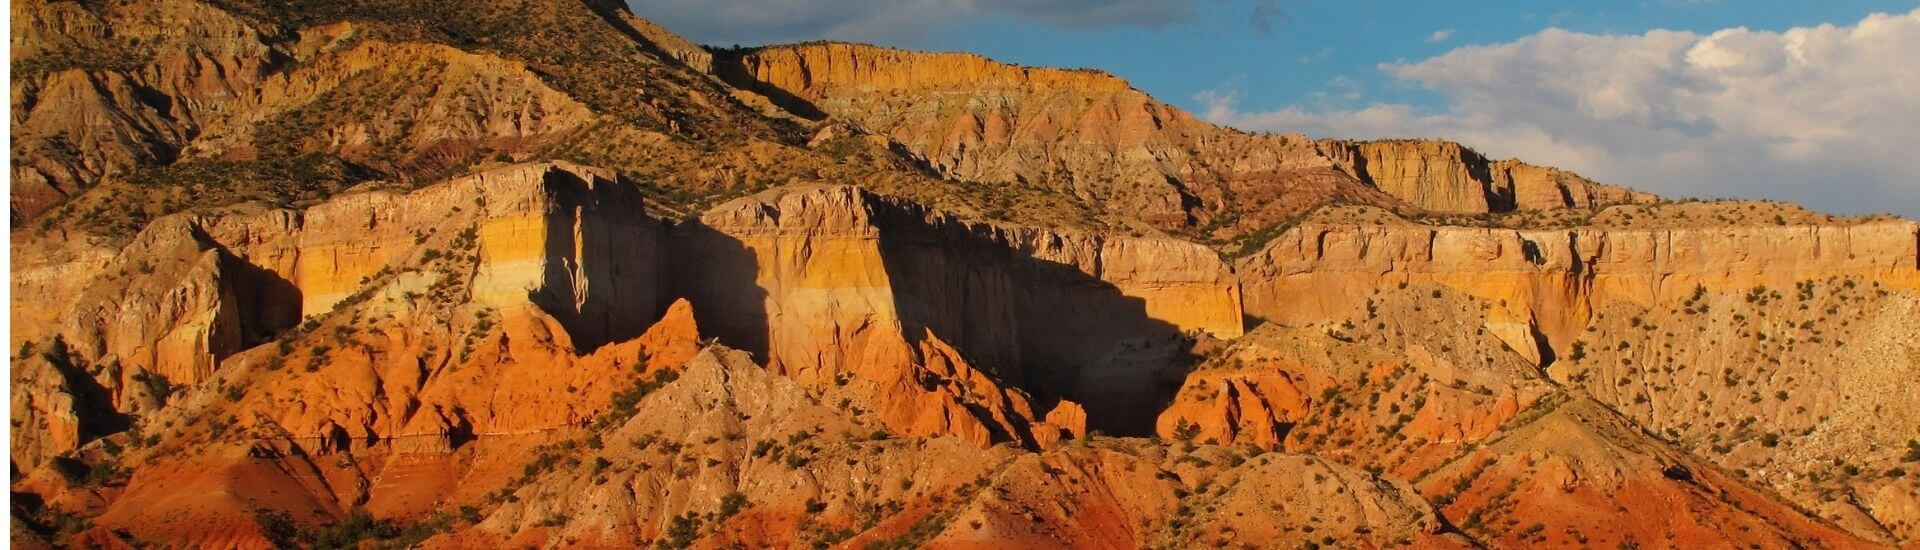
[1319,139,1655,213]
[15,3,1920,547]
[677,184,1243,435]
[1238,204,1920,363]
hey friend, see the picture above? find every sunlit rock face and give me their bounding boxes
[13,1,1920,547]
[676,184,1242,436]
[1238,213,1920,362]
[1319,139,1654,213]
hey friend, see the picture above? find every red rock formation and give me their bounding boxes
[1418,396,1874,548]
[13,4,1920,547]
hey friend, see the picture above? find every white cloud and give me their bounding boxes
[628,0,1281,45]
[1427,29,1454,43]
[1201,9,1920,217]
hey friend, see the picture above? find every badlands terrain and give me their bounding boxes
[9,0,1920,548]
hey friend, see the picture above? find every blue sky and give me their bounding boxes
[911,1,1917,116]
[632,1,1920,217]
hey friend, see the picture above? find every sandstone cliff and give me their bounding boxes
[677,184,1242,436]
[1238,204,1920,364]
[14,3,1920,548]
[1320,139,1655,213]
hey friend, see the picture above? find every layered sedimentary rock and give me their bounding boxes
[45,161,657,377]
[677,184,1242,435]
[1238,205,1920,362]
[1320,140,1497,213]
[717,42,1403,236]
[1490,158,1653,211]
[16,3,1920,548]
[8,162,667,471]
[1320,139,1655,213]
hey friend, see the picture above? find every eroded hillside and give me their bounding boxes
[10,1,1920,548]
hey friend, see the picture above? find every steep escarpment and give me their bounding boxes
[1320,139,1654,213]
[9,162,668,470]
[8,164,1460,549]
[677,185,1243,435]
[1238,204,1920,363]
[10,164,1246,472]
[1227,203,1920,543]
[16,4,1920,549]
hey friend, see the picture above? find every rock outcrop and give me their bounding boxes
[14,3,1920,548]
[716,43,1655,244]
[677,184,1242,436]
[716,42,1408,237]
[1238,204,1920,363]
[1320,139,1654,213]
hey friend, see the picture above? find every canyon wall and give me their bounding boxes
[10,162,666,466]
[1238,211,1920,364]
[675,185,1243,434]
[14,167,1249,463]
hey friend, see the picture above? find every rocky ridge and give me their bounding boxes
[11,2,1920,548]
[717,42,1651,242]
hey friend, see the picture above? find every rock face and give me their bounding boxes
[27,161,660,390]
[15,3,1920,549]
[1238,206,1920,363]
[1320,140,1498,213]
[677,184,1242,435]
[1490,158,1653,211]
[1321,139,1654,213]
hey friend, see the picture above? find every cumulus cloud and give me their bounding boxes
[1427,29,1454,43]
[628,0,1280,45]
[1202,9,1920,217]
